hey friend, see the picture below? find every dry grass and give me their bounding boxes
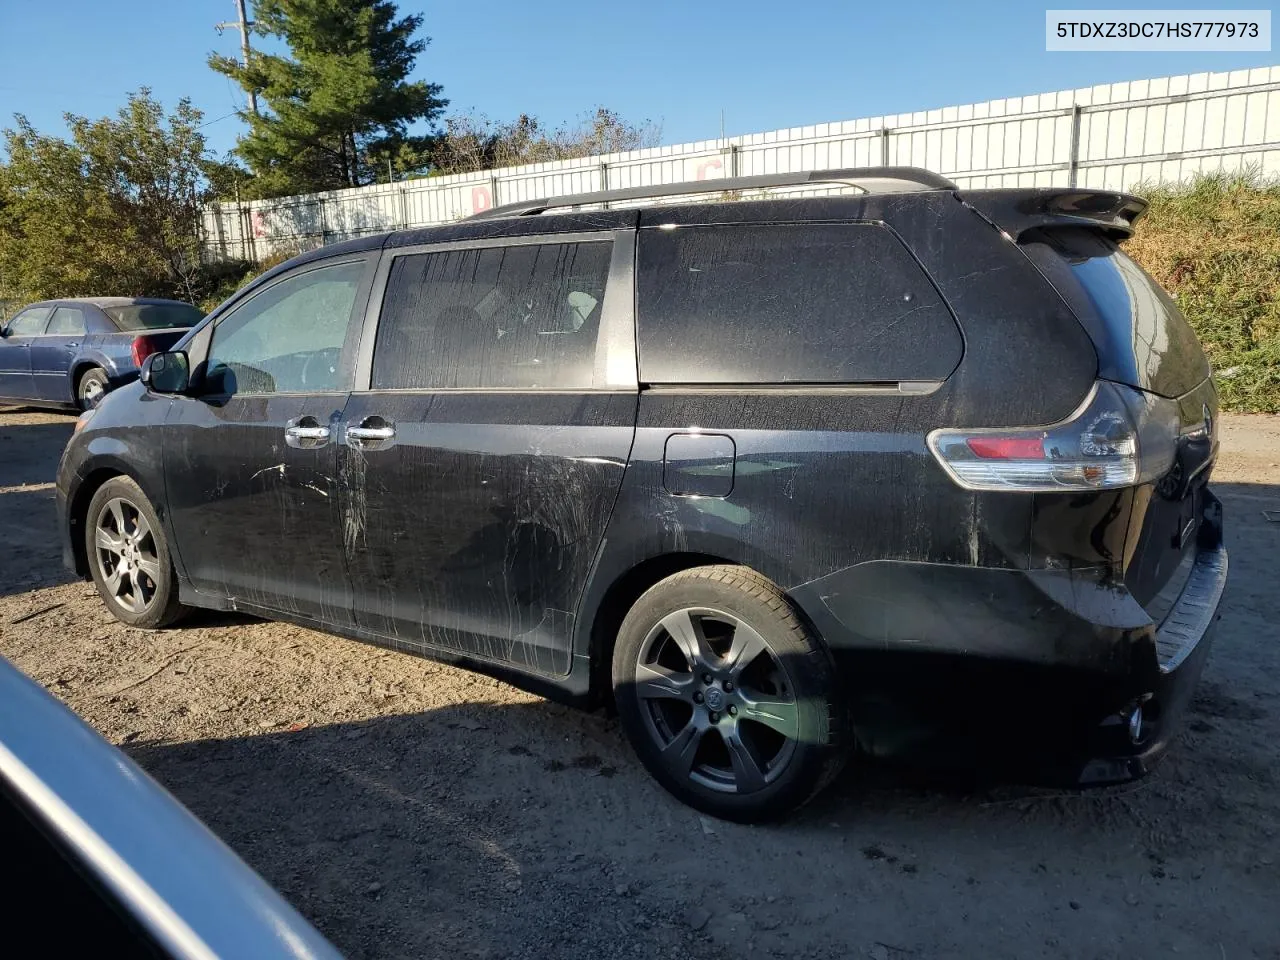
[1127,173,1280,412]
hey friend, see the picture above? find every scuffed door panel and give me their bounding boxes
[339,391,636,677]
[164,393,355,625]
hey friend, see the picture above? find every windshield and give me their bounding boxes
[104,303,203,331]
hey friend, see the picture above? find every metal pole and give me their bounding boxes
[1068,105,1082,187]
[235,0,258,116]
[218,1,258,116]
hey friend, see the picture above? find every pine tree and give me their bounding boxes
[210,0,446,196]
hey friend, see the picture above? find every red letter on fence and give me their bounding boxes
[472,186,492,214]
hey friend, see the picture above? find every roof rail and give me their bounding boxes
[466,166,958,220]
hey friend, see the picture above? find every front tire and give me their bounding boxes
[612,565,846,822]
[77,367,109,410]
[85,477,187,629]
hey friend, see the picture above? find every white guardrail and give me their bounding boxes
[202,65,1280,262]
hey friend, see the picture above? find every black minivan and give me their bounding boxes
[57,168,1227,821]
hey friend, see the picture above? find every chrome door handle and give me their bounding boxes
[285,425,330,442]
[346,424,396,442]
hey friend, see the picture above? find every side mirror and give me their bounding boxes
[0,326,9,338]
[141,351,190,394]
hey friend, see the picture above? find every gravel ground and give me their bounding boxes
[1,406,1278,960]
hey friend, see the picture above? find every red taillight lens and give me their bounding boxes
[131,335,159,368]
[965,436,1045,460]
[928,381,1180,492]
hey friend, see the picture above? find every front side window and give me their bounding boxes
[372,240,613,390]
[47,307,87,337]
[6,307,52,337]
[205,260,365,396]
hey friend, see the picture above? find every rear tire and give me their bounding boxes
[612,565,846,822]
[77,367,109,410]
[85,476,187,629]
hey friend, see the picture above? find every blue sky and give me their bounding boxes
[0,1,1274,159]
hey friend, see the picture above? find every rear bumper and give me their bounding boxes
[1073,540,1226,784]
[790,495,1228,782]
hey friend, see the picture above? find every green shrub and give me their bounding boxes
[1127,172,1280,412]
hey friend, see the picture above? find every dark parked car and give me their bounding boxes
[56,168,1227,821]
[0,297,201,410]
[0,655,343,958]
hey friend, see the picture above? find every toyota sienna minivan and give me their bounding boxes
[58,168,1227,821]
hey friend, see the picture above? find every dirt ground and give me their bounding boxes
[1,407,1277,960]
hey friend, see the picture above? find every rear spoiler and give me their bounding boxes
[960,188,1148,241]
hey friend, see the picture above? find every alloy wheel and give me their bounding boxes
[79,375,105,408]
[93,498,161,614]
[633,607,799,794]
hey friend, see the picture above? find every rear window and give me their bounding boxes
[104,303,202,331]
[1022,229,1209,398]
[636,223,961,384]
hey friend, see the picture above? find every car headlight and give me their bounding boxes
[73,407,97,434]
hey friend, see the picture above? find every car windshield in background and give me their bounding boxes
[104,303,202,331]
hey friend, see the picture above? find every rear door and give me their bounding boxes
[339,230,638,676]
[31,305,87,403]
[164,257,374,624]
[0,307,52,400]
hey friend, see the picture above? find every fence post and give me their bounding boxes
[241,203,257,262]
[1068,105,1083,187]
[490,174,501,209]
[717,142,740,178]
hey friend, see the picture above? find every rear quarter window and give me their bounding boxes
[1020,229,1210,399]
[636,223,961,384]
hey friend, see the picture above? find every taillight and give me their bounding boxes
[131,335,160,368]
[927,381,1180,491]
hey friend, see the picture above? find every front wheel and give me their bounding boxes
[613,565,847,822]
[85,476,187,629]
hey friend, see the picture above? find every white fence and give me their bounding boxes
[202,65,1280,262]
